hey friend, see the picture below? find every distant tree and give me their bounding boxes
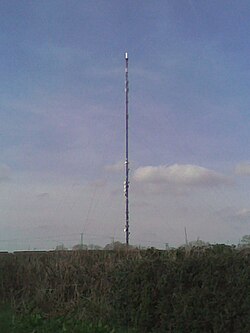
[181,239,210,249]
[188,239,210,247]
[88,244,102,250]
[239,235,250,247]
[55,244,68,251]
[72,244,88,251]
[104,241,134,250]
[136,245,147,250]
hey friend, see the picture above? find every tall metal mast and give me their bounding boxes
[124,52,130,246]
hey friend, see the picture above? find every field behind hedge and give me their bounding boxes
[0,245,249,333]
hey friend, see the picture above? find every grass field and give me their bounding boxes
[0,304,135,333]
[0,246,249,332]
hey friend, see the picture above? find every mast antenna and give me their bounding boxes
[124,52,130,246]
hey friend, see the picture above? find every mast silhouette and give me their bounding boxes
[124,52,130,246]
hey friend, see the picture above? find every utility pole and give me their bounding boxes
[124,52,130,246]
[184,227,188,246]
[110,236,115,250]
[80,232,83,248]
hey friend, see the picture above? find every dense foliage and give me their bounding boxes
[0,305,120,333]
[0,246,249,332]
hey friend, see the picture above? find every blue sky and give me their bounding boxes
[1,0,250,250]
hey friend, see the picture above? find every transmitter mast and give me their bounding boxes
[124,52,130,246]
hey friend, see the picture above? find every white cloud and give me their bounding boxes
[235,208,250,219]
[216,207,250,222]
[133,164,230,188]
[235,162,250,176]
